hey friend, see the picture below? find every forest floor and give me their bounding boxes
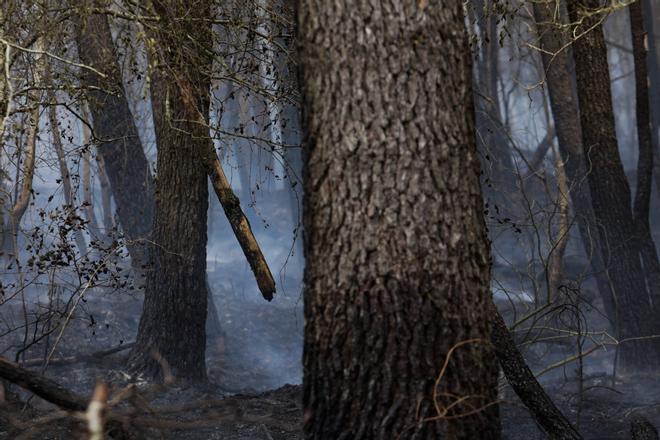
[3,365,660,439]
[1,261,659,438]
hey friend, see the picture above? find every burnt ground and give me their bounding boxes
[4,359,660,439]
[3,296,660,440]
[0,263,659,438]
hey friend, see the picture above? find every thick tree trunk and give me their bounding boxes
[643,0,660,196]
[630,0,660,303]
[299,2,500,439]
[76,8,226,338]
[532,1,615,321]
[128,0,212,381]
[566,0,660,369]
[74,11,154,269]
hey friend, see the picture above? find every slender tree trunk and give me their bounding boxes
[548,151,571,301]
[567,0,660,370]
[5,101,37,258]
[80,117,109,248]
[237,90,254,200]
[94,154,114,236]
[3,36,42,257]
[299,2,500,438]
[74,11,154,269]
[471,0,517,212]
[128,0,212,381]
[532,1,615,323]
[490,308,581,439]
[47,97,88,256]
[630,0,660,303]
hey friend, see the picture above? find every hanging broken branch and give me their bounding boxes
[176,74,276,301]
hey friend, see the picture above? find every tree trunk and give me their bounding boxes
[74,11,154,269]
[643,0,660,196]
[471,0,517,208]
[532,1,615,322]
[95,154,115,236]
[47,96,88,256]
[299,2,500,438]
[4,89,38,258]
[490,308,581,439]
[81,117,109,248]
[630,0,660,303]
[566,0,660,370]
[128,0,212,381]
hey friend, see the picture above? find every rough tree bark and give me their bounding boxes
[532,1,615,320]
[128,0,212,381]
[299,2,499,438]
[566,0,660,369]
[76,8,228,338]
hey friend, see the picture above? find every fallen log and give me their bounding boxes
[0,357,86,411]
[0,358,128,439]
[490,306,582,440]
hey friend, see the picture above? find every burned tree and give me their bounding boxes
[74,10,154,269]
[566,0,660,369]
[532,0,614,319]
[299,2,499,438]
[127,0,213,381]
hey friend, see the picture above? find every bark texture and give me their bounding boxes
[567,0,660,369]
[128,0,212,381]
[299,2,499,438]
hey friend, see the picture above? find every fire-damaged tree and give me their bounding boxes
[566,0,660,370]
[298,1,500,438]
[74,9,154,269]
[127,0,213,381]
